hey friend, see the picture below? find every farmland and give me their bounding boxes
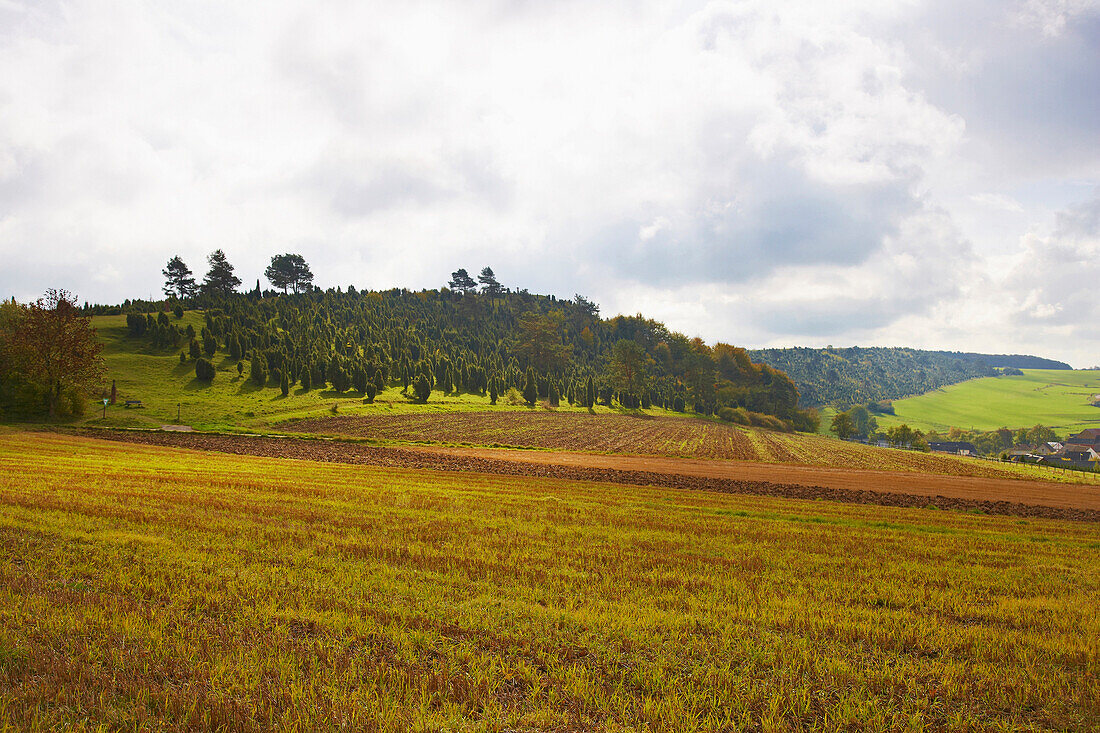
[286,412,1100,484]
[874,369,1100,434]
[1,430,1099,730]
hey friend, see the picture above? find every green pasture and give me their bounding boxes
[874,369,1100,435]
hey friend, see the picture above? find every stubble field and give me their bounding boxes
[1,430,1098,731]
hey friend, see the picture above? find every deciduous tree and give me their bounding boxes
[831,412,855,439]
[10,290,105,418]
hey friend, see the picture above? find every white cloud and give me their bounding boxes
[0,0,1097,364]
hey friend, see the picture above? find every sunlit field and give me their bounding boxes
[874,369,1100,434]
[1,431,1098,731]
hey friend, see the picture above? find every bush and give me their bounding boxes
[179,351,187,364]
[195,358,215,381]
[188,339,201,360]
[718,406,750,425]
[503,387,524,406]
[672,395,685,412]
[173,304,184,319]
[364,383,376,403]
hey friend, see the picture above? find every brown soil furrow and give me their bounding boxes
[75,429,1100,522]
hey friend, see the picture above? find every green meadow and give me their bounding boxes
[871,369,1100,435]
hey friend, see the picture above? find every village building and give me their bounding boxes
[927,441,979,456]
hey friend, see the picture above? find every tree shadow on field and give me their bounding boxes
[183,377,213,391]
[237,380,264,395]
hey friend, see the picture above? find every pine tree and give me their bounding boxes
[189,339,201,360]
[300,366,312,391]
[280,371,290,396]
[478,266,503,297]
[250,358,267,386]
[202,249,241,296]
[162,256,197,299]
[489,377,498,405]
[195,358,215,381]
[523,367,538,406]
[448,269,477,294]
[413,374,431,403]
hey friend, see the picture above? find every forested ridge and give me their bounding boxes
[98,285,819,431]
[749,346,1068,407]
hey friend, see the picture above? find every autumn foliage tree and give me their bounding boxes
[9,290,105,418]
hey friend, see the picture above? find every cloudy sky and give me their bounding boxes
[1,1,1097,366]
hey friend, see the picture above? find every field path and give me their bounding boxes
[418,445,1100,511]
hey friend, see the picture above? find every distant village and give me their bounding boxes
[930,428,1100,470]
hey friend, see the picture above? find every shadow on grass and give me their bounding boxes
[237,380,265,395]
[183,377,215,391]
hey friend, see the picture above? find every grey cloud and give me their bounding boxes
[900,0,1100,174]
[1008,192,1100,329]
[591,159,917,288]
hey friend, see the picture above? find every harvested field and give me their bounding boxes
[84,429,1100,521]
[286,412,1088,482]
[3,431,1099,731]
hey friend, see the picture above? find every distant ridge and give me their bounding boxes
[956,353,1072,370]
[748,346,1070,407]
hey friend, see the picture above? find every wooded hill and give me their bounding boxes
[103,287,819,432]
[748,346,1070,407]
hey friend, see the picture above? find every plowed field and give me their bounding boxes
[288,413,1046,480]
[82,429,1100,521]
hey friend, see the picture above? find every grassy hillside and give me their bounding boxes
[90,313,645,431]
[874,369,1100,434]
[2,431,1097,730]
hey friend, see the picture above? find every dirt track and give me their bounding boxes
[80,429,1100,522]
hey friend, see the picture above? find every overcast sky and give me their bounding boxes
[1,1,1097,366]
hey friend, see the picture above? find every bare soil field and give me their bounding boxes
[81,429,1100,521]
[286,412,1042,479]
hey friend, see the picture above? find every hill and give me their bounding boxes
[748,346,1069,406]
[19,286,818,431]
[873,368,1100,434]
